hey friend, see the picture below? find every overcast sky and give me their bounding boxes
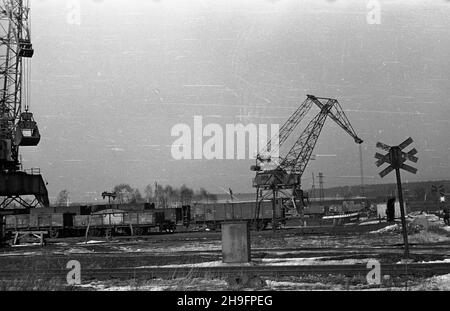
[19,0,450,203]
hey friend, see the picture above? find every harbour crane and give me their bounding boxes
[0,0,49,210]
[251,95,363,229]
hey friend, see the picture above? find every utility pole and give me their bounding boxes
[311,172,316,200]
[272,187,277,232]
[395,167,409,256]
[318,172,324,203]
[359,144,365,197]
[154,181,158,208]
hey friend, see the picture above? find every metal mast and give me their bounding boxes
[251,95,362,230]
[318,172,324,203]
[0,0,49,209]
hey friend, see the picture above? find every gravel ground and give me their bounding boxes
[0,224,448,291]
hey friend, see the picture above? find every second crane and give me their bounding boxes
[251,95,363,230]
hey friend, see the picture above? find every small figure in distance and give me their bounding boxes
[443,206,450,226]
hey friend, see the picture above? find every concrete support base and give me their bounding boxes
[221,221,251,263]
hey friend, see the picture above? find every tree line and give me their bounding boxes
[55,184,217,207]
[307,180,449,203]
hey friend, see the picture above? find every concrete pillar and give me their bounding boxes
[221,221,251,263]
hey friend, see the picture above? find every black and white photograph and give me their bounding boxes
[0,0,449,298]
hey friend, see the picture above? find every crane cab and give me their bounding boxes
[15,112,41,146]
[18,39,34,58]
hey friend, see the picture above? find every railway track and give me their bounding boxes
[36,222,389,243]
[0,262,449,281]
[1,243,448,256]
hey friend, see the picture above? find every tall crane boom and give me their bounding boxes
[251,94,363,230]
[306,95,363,145]
[280,105,329,174]
[260,97,313,162]
[281,95,363,174]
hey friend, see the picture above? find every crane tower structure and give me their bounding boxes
[251,95,363,229]
[0,0,49,209]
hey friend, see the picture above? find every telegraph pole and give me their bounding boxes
[395,167,409,257]
[318,172,324,203]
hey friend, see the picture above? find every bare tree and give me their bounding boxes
[180,184,194,205]
[194,188,217,203]
[144,184,153,202]
[413,187,427,201]
[113,184,142,204]
[55,190,69,206]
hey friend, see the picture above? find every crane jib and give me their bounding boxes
[254,95,363,178]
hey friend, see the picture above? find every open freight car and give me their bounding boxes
[5,212,67,238]
[3,206,89,238]
[72,208,176,237]
[4,203,177,239]
[186,200,283,230]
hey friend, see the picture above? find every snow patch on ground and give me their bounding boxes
[77,282,167,291]
[265,280,339,290]
[113,242,221,254]
[418,258,450,264]
[260,257,370,266]
[410,273,450,290]
[76,278,228,291]
[10,243,42,247]
[369,224,399,234]
[271,251,309,256]
[76,240,105,245]
[0,251,40,256]
[136,261,253,268]
[135,257,374,268]
[62,248,95,254]
[359,220,382,226]
[409,232,450,243]
[370,213,449,235]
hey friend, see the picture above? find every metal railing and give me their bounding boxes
[23,167,41,175]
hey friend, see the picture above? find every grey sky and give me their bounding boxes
[21,0,450,203]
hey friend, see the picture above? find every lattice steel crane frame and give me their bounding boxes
[251,95,363,230]
[0,0,49,210]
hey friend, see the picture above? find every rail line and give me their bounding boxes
[1,244,449,258]
[0,262,449,281]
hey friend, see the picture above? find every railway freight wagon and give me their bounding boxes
[4,204,177,239]
[4,205,92,238]
[5,212,68,238]
[189,201,281,229]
